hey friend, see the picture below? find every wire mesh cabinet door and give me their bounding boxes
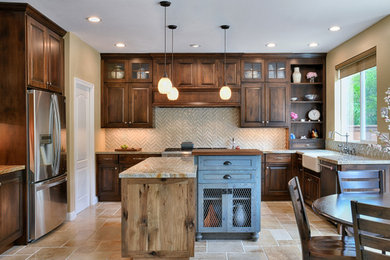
[227,183,260,233]
[197,184,228,233]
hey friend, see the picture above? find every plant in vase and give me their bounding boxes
[306,72,318,83]
[290,112,298,121]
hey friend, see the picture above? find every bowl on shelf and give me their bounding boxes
[304,94,318,101]
[290,97,298,101]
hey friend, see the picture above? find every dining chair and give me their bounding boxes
[351,200,390,259]
[338,170,383,194]
[288,176,356,259]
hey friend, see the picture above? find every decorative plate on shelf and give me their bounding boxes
[308,109,320,121]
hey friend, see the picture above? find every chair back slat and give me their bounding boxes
[338,170,383,194]
[351,200,390,260]
[288,177,311,242]
[356,202,390,220]
[361,235,390,252]
[362,250,390,260]
[359,219,390,237]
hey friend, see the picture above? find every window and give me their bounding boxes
[335,48,377,143]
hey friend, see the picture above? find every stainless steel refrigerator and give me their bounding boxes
[27,89,67,241]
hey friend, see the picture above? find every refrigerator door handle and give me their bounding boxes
[51,94,61,176]
[35,174,67,192]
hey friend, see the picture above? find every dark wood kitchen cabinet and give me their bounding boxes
[241,83,289,127]
[0,170,24,253]
[96,153,161,201]
[102,83,152,128]
[265,59,289,82]
[27,16,64,93]
[302,170,320,205]
[262,153,292,200]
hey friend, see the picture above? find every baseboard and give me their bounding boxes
[66,211,77,221]
[92,196,98,205]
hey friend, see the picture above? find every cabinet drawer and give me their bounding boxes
[198,170,258,183]
[198,156,258,171]
[265,154,291,163]
[118,154,160,164]
[96,154,118,164]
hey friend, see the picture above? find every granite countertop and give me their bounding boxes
[318,154,390,165]
[0,165,25,175]
[96,151,162,155]
[260,150,297,154]
[119,157,197,178]
[192,149,261,156]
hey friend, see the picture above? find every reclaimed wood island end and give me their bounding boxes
[119,157,197,260]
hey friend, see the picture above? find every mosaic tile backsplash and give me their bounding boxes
[326,139,390,159]
[104,108,287,151]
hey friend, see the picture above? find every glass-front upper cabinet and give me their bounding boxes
[241,59,264,82]
[103,60,128,82]
[266,60,289,82]
[130,59,152,82]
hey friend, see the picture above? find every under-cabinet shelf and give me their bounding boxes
[291,82,322,85]
[291,121,323,124]
[291,101,323,104]
[204,198,223,201]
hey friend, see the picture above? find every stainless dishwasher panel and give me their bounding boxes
[29,174,67,241]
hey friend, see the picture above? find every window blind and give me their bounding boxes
[335,47,376,79]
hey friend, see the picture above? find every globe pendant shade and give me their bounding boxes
[167,87,179,101]
[158,76,173,94]
[219,86,232,100]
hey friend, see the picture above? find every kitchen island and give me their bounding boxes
[119,157,197,260]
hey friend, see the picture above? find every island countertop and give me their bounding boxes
[192,149,261,156]
[0,165,25,175]
[119,157,197,178]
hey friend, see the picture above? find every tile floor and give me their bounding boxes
[0,201,338,260]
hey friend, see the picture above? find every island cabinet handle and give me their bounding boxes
[223,161,232,166]
[319,163,334,171]
[223,174,232,180]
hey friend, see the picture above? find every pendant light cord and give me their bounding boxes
[164,6,167,76]
[171,27,174,80]
[224,28,227,85]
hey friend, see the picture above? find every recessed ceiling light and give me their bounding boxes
[329,25,341,32]
[190,44,200,48]
[86,16,101,23]
[308,42,319,48]
[115,42,126,48]
[266,42,276,48]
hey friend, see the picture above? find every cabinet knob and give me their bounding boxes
[266,166,269,169]
[223,174,232,180]
[124,122,128,124]
[129,121,132,124]
[46,81,50,86]
[262,121,265,124]
[115,167,118,170]
[223,161,232,166]
[266,121,269,124]
[49,82,53,86]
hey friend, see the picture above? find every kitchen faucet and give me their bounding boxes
[330,131,355,155]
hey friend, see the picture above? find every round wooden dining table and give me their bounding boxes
[312,193,390,226]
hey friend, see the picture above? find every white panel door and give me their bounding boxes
[74,81,92,214]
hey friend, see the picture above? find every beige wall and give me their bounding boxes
[326,15,390,137]
[64,32,102,214]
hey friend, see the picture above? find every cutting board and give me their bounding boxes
[114,148,142,152]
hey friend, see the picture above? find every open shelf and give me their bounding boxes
[291,121,323,124]
[291,101,323,104]
[291,82,322,85]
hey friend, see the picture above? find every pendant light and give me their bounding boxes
[167,25,179,101]
[219,25,232,100]
[158,1,173,94]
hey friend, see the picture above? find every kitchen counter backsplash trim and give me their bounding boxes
[104,107,287,151]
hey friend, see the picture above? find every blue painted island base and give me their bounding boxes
[196,232,259,241]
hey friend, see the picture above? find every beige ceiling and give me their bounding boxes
[6,0,390,53]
